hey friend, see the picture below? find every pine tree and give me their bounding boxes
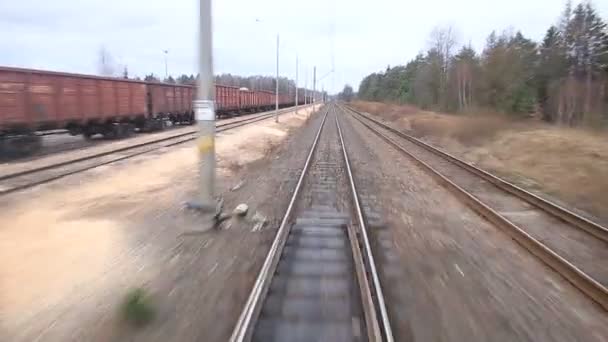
[537,26,568,121]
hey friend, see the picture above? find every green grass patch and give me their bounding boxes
[121,287,156,327]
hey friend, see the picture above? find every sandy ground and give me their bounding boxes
[338,109,608,341]
[0,105,323,341]
[351,101,608,224]
[0,111,285,179]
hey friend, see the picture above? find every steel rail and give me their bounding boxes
[346,106,608,244]
[36,130,69,136]
[0,105,310,196]
[0,106,304,182]
[335,107,395,341]
[344,105,608,311]
[229,106,330,342]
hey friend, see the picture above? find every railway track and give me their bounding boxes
[342,104,608,311]
[4,107,304,163]
[229,104,393,342]
[0,106,308,196]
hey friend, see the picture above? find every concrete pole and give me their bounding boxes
[163,50,169,79]
[313,66,316,108]
[275,34,279,123]
[295,56,298,113]
[304,68,307,106]
[192,0,216,213]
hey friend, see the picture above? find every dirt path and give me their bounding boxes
[0,106,323,341]
[338,110,608,341]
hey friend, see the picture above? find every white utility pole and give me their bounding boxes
[304,68,307,106]
[295,56,298,114]
[190,0,216,217]
[275,34,279,123]
[313,66,316,106]
[163,49,169,79]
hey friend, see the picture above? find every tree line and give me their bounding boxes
[96,48,308,95]
[338,84,354,102]
[357,1,608,126]
[137,73,319,97]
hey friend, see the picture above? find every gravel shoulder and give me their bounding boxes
[0,106,324,341]
[338,109,608,342]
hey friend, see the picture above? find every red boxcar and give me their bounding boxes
[147,82,194,124]
[279,93,291,107]
[0,66,299,156]
[258,90,274,110]
[239,89,255,111]
[0,66,147,135]
[215,85,239,115]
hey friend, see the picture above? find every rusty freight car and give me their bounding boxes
[0,66,155,155]
[239,88,256,112]
[215,85,240,117]
[146,82,195,127]
[257,90,274,111]
[0,66,299,156]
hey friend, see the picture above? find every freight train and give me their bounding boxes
[0,66,308,156]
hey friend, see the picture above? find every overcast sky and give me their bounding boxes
[2,0,607,93]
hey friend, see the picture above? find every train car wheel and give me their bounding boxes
[126,124,136,137]
[102,124,120,140]
[83,130,95,140]
[0,134,42,158]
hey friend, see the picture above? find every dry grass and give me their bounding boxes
[351,101,419,121]
[479,128,608,217]
[355,100,608,222]
[351,101,514,144]
[407,113,515,145]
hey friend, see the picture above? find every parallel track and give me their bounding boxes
[229,104,393,342]
[343,104,608,311]
[0,106,308,196]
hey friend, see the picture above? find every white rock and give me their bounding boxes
[233,203,249,216]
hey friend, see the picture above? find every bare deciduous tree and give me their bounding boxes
[429,25,458,110]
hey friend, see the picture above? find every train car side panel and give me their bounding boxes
[99,80,117,118]
[215,85,225,112]
[116,82,131,116]
[148,83,166,115]
[131,83,147,116]
[215,85,239,113]
[187,87,194,111]
[183,86,193,112]
[228,86,239,110]
[58,77,79,123]
[146,83,195,124]
[29,72,58,125]
[0,70,26,127]
[164,86,174,113]
[239,89,255,111]
[80,78,99,122]
[175,87,184,112]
